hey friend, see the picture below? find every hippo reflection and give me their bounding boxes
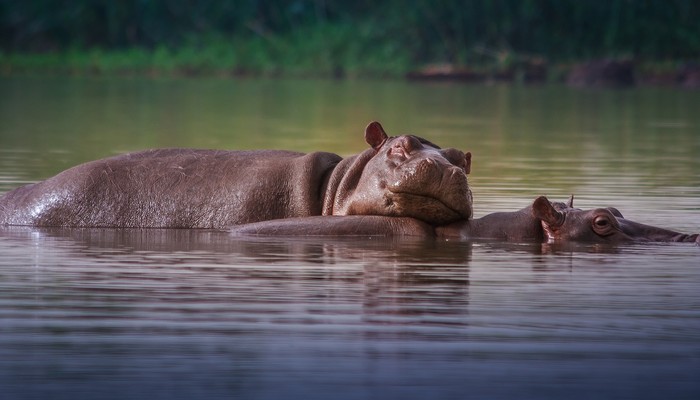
[230,196,700,244]
[0,122,472,228]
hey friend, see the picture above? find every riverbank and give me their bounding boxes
[3,1,699,88]
[2,47,698,88]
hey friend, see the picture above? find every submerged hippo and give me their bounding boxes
[0,122,472,228]
[530,196,699,243]
[230,195,700,244]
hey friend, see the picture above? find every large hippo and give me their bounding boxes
[230,196,700,244]
[0,122,472,228]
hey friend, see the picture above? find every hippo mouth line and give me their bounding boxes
[387,191,470,223]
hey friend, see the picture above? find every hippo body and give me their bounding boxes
[0,122,472,228]
[230,196,699,244]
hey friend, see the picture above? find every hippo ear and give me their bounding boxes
[365,121,388,150]
[464,152,472,174]
[532,196,565,228]
[567,194,574,208]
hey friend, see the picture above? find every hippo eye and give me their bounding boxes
[592,215,614,235]
[594,217,608,227]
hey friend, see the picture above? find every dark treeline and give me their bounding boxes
[1,0,699,76]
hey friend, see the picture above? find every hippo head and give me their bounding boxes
[326,122,473,225]
[532,195,699,244]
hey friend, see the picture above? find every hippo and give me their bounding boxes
[0,122,472,229]
[229,195,700,244]
[531,195,699,243]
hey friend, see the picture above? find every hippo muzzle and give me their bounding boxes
[385,153,472,224]
[617,218,700,243]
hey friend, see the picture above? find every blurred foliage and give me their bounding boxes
[1,0,698,76]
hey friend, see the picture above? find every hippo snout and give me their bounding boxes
[673,233,700,244]
[384,156,472,223]
[668,233,699,243]
[397,157,464,190]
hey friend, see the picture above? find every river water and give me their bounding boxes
[1,76,699,399]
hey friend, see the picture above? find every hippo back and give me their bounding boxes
[0,149,341,228]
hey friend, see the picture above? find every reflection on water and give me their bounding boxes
[1,77,699,399]
[1,227,699,400]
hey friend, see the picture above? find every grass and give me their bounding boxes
[0,22,413,79]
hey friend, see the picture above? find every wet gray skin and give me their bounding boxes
[230,195,699,244]
[0,122,472,228]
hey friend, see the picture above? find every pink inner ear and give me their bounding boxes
[364,121,388,150]
[532,196,564,227]
[541,221,556,243]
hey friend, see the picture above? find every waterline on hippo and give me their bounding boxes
[0,122,472,228]
[229,195,700,245]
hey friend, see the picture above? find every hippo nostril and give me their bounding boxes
[676,233,700,243]
[416,158,441,176]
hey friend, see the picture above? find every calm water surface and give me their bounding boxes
[1,76,699,399]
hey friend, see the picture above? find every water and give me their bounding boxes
[1,76,699,399]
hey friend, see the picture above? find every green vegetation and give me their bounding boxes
[1,0,699,79]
